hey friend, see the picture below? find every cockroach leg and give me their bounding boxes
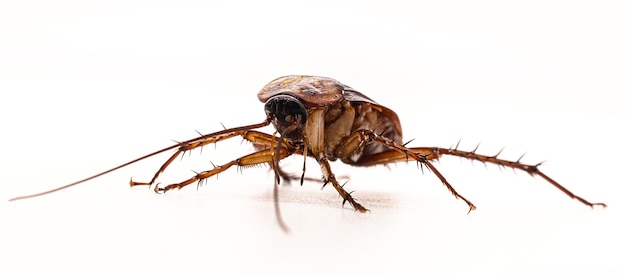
[317,156,368,213]
[335,129,477,212]
[354,145,606,209]
[130,130,277,187]
[154,147,293,193]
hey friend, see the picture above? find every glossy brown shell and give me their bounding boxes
[258,75,346,106]
[257,75,402,140]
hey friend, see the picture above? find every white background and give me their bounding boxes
[1,1,624,274]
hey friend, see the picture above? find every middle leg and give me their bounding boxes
[334,129,477,212]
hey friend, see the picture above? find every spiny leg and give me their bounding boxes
[355,145,606,209]
[317,156,368,213]
[245,131,358,211]
[336,129,477,212]
[153,135,294,234]
[131,130,275,187]
[155,147,293,193]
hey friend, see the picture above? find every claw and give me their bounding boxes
[466,204,477,214]
[154,183,164,194]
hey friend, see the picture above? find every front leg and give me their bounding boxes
[131,129,274,188]
[155,147,293,193]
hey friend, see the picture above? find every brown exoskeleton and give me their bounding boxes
[10,75,606,213]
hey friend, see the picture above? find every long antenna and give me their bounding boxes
[8,145,177,201]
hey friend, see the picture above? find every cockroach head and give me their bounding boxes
[264,94,308,141]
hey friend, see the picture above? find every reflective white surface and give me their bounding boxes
[1,1,624,274]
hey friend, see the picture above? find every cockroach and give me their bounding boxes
[9,75,606,213]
